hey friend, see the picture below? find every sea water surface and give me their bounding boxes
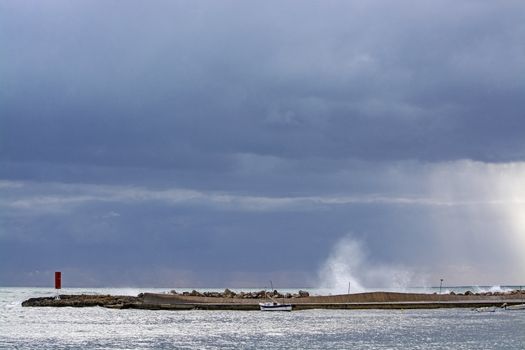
[1,287,525,349]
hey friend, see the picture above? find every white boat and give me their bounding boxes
[260,281,293,311]
[259,301,292,311]
[504,303,525,310]
[474,306,496,312]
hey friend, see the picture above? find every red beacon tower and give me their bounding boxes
[54,271,62,299]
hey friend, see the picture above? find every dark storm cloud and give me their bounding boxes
[1,1,525,287]
[2,168,525,287]
[2,0,525,175]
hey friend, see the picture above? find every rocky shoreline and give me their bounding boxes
[21,294,142,308]
[22,289,525,311]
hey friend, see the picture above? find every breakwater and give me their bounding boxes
[21,289,525,311]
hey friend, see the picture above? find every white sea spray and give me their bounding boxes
[317,234,424,294]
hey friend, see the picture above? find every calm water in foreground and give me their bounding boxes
[1,288,525,349]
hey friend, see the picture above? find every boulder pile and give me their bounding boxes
[452,289,525,296]
[170,289,310,299]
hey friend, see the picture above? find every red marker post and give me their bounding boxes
[55,272,62,290]
[54,271,62,300]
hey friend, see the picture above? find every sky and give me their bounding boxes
[1,1,525,290]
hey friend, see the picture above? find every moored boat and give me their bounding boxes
[259,281,292,311]
[503,303,525,310]
[259,302,292,311]
[473,306,496,312]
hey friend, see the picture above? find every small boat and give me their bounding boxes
[503,303,525,311]
[259,301,292,311]
[473,306,496,313]
[259,281,292,311]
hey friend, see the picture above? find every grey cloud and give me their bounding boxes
[2,160,525,287]
[1,1,525,287]
[2,1,525,175]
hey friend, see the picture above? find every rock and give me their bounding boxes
[449,291,456,295]
[269,290,283,298]
[464,290,473,296]
[170,290,178,295]
[223,288,236,297]
[298,290,310,297]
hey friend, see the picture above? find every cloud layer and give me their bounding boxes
[2,161,525,287]
[1,1,524,287]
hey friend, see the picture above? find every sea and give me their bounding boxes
[1,287,525,349]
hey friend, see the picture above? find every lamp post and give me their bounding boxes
[439,278,444,294]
